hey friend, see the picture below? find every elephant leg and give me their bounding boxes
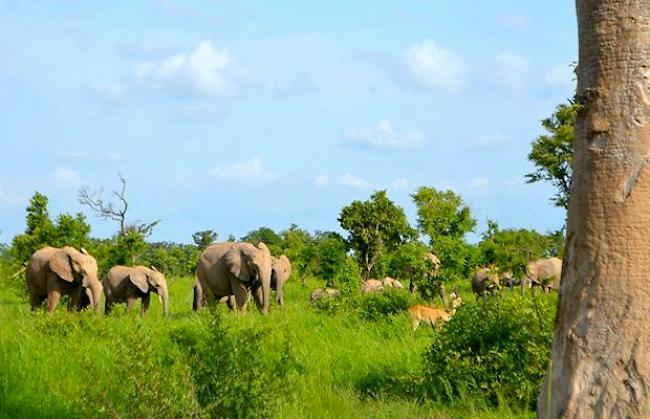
[30,293,45,310]
[230,278,249,313]
[141,293,151,315]
[105,299,113,315]
[68,286,82,311]
[47,290,61,313]
[126,297,138,311]
[252,284,264,312]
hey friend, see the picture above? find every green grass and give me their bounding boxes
[0,275,537,418]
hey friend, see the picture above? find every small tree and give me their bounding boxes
[312,232,347,288]
[338,190,416,281]
[192,230,218,250]
[412,187,477,282]
[526,102,579,209]
[240,227,282,255]
[79,174,159,264]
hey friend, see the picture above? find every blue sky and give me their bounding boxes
[0,0,576,244]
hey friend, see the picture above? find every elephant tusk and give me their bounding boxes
[158,294,162,303]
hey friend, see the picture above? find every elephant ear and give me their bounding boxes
[224,247,251,283]
[129,270,150,293]
[49,252,74,282]
[255,241,270,255]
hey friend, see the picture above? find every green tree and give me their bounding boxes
[526,102,580,209]
[477,221,563,278]
[241,227,282,255]
[412,187,477,282]
[338,190,416,280]
[312,232,348,287]
[192,230,218,250]
[279,224,313,283]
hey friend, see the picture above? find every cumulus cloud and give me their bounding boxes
[344,120,424,151]
[135,40,237,98]
[314,175,330,187]
[468,177,490,194]
[490,53,529,92]
[465,133,509,152]
[208,157,276,181]
[497,12,531,31]
[546,64,576,92]
[388,178,409,190]
[404,40,467,92]
[53,167,81,183]
[337,174,373,189]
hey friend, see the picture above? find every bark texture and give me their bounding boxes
[539,1,650,417]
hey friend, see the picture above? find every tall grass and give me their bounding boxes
[0,274,541,418]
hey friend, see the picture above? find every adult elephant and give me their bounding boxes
[26,246,103,313]
[271,255,292,307]
[103,265,169,316]
[471,267,500,297]
[196,242,272,314]
[526,257,562,292]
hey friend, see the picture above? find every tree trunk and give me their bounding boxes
[539,1,650,417]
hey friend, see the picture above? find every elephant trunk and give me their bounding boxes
[160,288,169,317]
[87,282,103,314]
[275,279,284,307]
[260,273,271,315]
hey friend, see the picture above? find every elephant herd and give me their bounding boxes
[25,242,292,316]
[471,257,563,297]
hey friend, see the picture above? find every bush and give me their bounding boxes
[422,293,556,409]
[357,289,418,321]
[172,310,298,419]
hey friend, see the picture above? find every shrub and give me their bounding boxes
[172,310,298,419]
[422,293,556,409]
[357,289,418,321]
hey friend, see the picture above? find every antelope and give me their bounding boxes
[408,292,462,330]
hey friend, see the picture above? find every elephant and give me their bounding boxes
[192,281,235,310]
[501,271,519,288]
[103,265,169,316]
[310,287,340,303]
[526,257,562,292]
[271,255,292,307]
[361,277,404,293]
[26,246,103,313]
[471,267,501,297]
[195,242,272,314]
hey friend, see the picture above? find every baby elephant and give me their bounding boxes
[103,265,169,316]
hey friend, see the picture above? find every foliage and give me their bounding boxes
[357,289,419,321]
[389,241,443,300]
[311,232,348,287]
[422,293,556,409]
[141,242,200,277]
[526,102,580,209]
[241,227,283,255]
[10,192,92,266]
[477,221,564,278]
[339,190,417,280]
[192,230,218,250]
[412,187,477,283]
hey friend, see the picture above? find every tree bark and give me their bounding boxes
[539,1,650,417]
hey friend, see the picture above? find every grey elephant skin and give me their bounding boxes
[310,288,340,303]
[271,255,292,307]
[103,265,169,316]
[195,242,272,314]
[26,246,103,313]
[471,267,500,297]
[526,257,562,292]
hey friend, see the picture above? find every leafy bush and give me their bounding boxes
[172,311,298,419]
[357,289,418,321]
[422,293,556,409]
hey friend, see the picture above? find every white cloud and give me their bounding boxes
[107,151,124,162]
[497,12,531,31]
[388,178,409,190]
[404,40,467,92]
[466,133,509,152]
[53,167,81,183]
[490,53,528,92]
[208,157,276,181]
[468,177,490,194]
[135,40,236,98]
[314,175,330,187]
[337,174,373,189]
[344,119,424,151]
[546,64,576,92]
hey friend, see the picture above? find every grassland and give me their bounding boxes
[0,275,538,418]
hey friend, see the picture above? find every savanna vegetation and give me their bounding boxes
[0,100,573,417]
